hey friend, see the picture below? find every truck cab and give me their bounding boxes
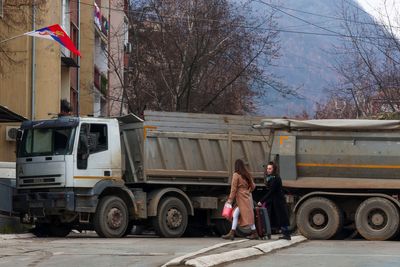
[13,116,134,237]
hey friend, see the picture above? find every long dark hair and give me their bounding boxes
[234,159,253,185]
[267,161,279,176]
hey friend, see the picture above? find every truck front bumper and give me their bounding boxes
[13,189,99,216]
[13,191,76,215]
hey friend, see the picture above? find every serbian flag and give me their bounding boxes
[24,24,81,56]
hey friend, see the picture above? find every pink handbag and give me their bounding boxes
[222,203,233,219]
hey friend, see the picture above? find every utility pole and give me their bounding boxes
[31,2,36,120]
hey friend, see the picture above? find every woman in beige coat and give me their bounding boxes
[222,159,258,240]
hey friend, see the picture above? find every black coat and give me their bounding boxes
[259,174,289,227]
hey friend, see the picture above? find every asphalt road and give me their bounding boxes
[3,233,400,267]
[0,233,223,267]
[227,240,400,267]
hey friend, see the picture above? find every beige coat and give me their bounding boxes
[228,172,255,226]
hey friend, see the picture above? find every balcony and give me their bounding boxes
[94,15,108,43]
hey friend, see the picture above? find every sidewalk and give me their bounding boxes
[163,235,306,267]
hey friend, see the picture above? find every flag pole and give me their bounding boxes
[0,33,27,45]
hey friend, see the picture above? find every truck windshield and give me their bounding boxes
[18,127,76,157]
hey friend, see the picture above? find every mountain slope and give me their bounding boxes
[251,0,376,117]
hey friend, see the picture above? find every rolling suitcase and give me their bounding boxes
[254,207,271,240]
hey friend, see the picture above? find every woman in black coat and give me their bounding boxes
[257,161,291,240]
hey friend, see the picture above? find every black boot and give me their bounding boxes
[279,230,291,240]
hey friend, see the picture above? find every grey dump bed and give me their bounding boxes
[255,119,400,190]
[120,111,272,185]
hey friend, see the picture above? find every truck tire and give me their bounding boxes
[214,219,230,236]
[355,197,399,241]
[296,197,343,240]
[94,196,129,238]
[152,197,188,238]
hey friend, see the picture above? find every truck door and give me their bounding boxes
[74,123,112,186]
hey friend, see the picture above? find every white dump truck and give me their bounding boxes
[13,111,270,238]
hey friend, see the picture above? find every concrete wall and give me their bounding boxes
[79,0,95,117]
[34,1,62,119]
[109,0,128,116]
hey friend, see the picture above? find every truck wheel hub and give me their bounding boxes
[310,209,327,228]
[369,210,386,228]
[107,208,123,229]
[166,208,182,229]
[312,213,325,226]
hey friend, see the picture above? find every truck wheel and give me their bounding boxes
[152,197,188,238]
[94,196,129,238]
[214,219,231,236]
[122,221,134,237]
[296,197,343,240]
[355,197,399,241]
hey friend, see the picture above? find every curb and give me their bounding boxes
[185,247,263,267]
[162,239,248,267]
[167,235,307,267]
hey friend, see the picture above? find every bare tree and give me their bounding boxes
[122,0,287,115]
[0,0,45,73]
[320,0,400,118]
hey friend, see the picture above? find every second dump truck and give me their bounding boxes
[13,111,400,240]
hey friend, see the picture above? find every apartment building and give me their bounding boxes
[0,0,129,162]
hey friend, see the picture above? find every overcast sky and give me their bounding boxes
[357,0,400,34]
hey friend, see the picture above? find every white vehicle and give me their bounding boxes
[13,112,268,237]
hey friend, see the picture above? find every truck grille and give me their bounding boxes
[19,174,62,187]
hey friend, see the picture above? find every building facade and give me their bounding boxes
[0,0,128,162]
